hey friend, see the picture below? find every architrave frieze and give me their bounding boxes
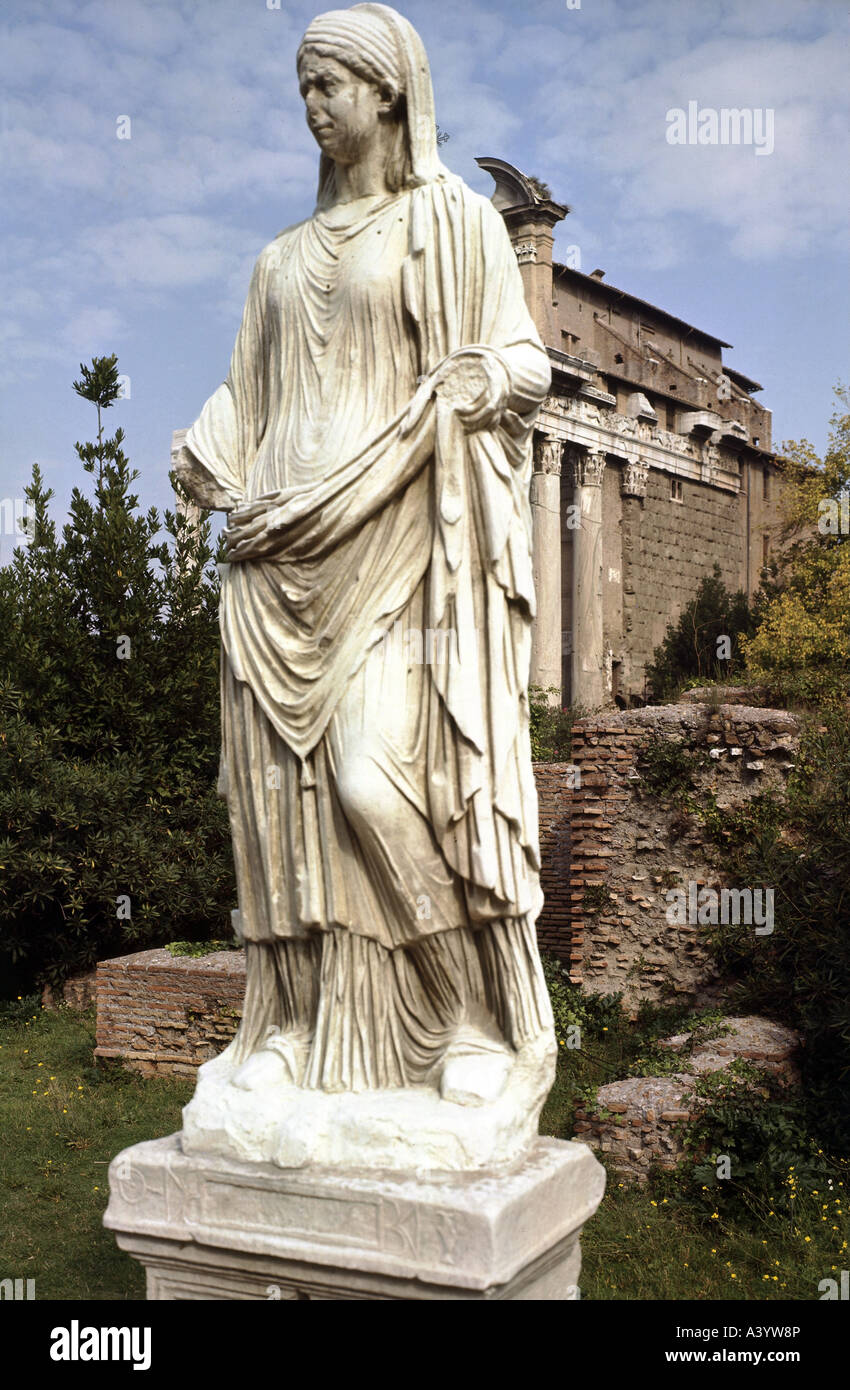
[537,393,741,494]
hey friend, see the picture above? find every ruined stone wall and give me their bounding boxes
[568,703,799,1010]
[573,1016,801,1182]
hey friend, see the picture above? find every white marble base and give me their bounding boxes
[104,1133,605,1301]
[181,1034,557,1172]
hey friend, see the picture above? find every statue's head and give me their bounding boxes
[297,46,402,171]
[296,4,446,205]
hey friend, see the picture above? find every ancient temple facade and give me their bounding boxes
[478,158,785,709]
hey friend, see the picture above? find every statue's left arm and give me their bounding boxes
[175,247,273,512]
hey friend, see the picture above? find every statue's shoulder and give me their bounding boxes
[424,174,484,209]
[271,215,312,244]
[424,175,509,236]
[251,218,312,276]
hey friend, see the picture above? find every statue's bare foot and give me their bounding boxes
[231,1028,312,1092]
[439,1027,514,1107]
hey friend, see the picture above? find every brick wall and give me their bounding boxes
[95,948,247,1076]
[567,703,799,1009]
[533,762,573,958]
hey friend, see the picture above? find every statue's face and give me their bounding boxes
[298,52,388,166]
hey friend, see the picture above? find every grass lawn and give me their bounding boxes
[0,998,193,1300]
[1,997,846,1301]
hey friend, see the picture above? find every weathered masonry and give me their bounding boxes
[477,158,785,710]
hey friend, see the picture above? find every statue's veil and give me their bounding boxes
[297,3,451,209]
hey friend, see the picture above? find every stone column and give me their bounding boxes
[619,459,649,689]
[568,448,607,710]
[530,436,563,699]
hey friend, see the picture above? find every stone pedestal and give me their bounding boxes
[104,1133,605,1301]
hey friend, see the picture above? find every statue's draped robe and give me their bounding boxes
[181,176,554,1088]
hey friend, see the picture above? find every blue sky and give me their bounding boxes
[1,0,848,561]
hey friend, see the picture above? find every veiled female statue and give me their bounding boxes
[177,3,557,1169]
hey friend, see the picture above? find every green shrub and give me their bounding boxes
[165,940,239,958]
[528,686,577,762]
[0,359,234,993]
[701,708,850,1152]
[0,685,234,993]
[636,736,704,797]
[680,1063,844,1217]
[647,564,756,702]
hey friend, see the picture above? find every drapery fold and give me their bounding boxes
[176,176,551,935]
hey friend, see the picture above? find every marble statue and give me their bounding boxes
[175,2,557,1171]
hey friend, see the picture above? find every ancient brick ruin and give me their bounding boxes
[567,702,799,1009]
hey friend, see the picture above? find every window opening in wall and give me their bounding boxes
[763,468,770,500]
[762,534,770,567]
[671,476,684,502]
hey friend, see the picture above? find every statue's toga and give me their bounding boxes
[176,4,556,1144]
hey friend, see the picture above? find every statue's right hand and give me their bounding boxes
[399,348,509,439]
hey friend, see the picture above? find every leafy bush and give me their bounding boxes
[165,940,239,958]
[0,683,234,994]
[636,735,704,797]
[700,707,850,1152]
[680,1062,843,1217]
[0,358,234,993]
[528,686,577,762]
[742,388,850,706]
[541,954,623,1046]
[647,564,756,702]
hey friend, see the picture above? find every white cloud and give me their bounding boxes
[0,0,846,421]
[529,23,849,268]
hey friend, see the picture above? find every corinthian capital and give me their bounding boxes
[567,448,606,488]
[621,458,649,498]
[533,435,563,476]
